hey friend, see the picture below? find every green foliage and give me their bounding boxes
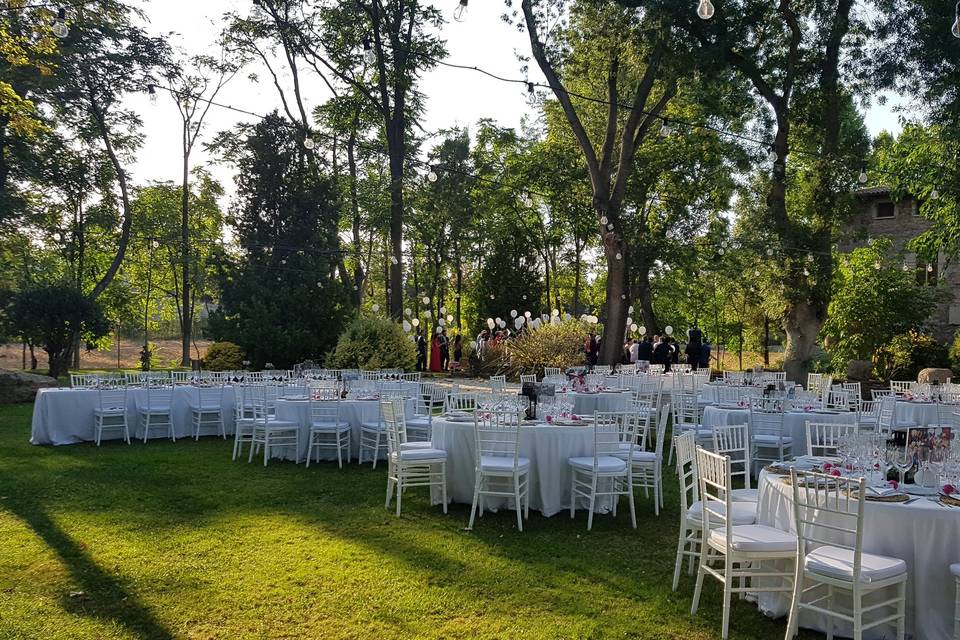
[327,316,416,371]
[950,332,960,375]
[203,341,244,372]
[500,321,588,378]
[1,284,110,378]
[874,330,950,381]
[822,238,937,372]
[209,113,351,368]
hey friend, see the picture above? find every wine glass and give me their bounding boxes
[893,446,913,486]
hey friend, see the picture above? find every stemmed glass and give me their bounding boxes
[892,446,914,486]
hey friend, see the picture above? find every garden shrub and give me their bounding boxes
[873,330,949,381]
[950,331,960,375]
[204,341,245,371]
[327,316,416,371]
[500,320,588,378]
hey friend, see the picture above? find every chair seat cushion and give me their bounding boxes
[94,407,125,415]
[687,500,757,526]
[310,421,349,431]
[397,447,447,462]
[708,524,795,553]
[139,405,171,414]
[189,404,221,412]
[568,456,628,473]
[676,425,714,438]
[400,441,432,450]
[731,488,759,502]
[752,434,793,445]
[614,446,658,464]
[480,455,531,472]
[406,416,432,428]
[950,563,960,578]
[805,545,906,584]
[360,421,384,430]
[264,419,298,429]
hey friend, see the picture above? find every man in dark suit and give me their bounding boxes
[415,327,427,372]
[637,336,653,362]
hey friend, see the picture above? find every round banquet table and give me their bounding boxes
[756,470,960,639]
[563,390,630,416]
[274,397,415,462]
[895,400,939,427]
[700,405,858,457]
[430,418,616,517]
[31,386,237,445]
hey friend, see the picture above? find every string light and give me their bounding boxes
[930,186,940,200]
[52,7,68,38]
[953,1,960,38]
[362,36,375,66]
[659,122,672,137]
[303,138,316,150]
[147,84,157,106]
[426,167,438,182]
[526,81,534,94]
[858,168,868,184]
[767,147,778,163]
[453,0,467,22]
[696,0,715,20]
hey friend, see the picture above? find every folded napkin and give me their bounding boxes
[866,485,898,497]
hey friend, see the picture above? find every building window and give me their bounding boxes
[874,201,895,219]
[917,260,938,286]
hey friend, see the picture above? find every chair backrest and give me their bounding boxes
[870,388,893,401]
[671,391,702,427]
[399,372,421,383]
[789,469,865,582]
[890,380,913,396]
[748,397,786,439]
[712,424,751,490]
[805,421,858,457]
[937,396,960,428]
[648,364,664,374]
[98,387,126,411]
[723,371,746,385]
[310,395,341,425]
[445,391,477,413]
[519,374,537,386]
[382,397,406,455]
[841,382,861,402]
[233,385,256,422]
[170,371,191,384]
[620,363,637,375]
[489,375,507,393]
[145,385,172,407]
[695,447,734,538]
[603,374,623,389]
[825,389,850,411]
[197,385,222,406]
[640,403,670,460]
[71,373,100,389]
[632,377,663,407]
[877,395,897,435]
[674,431,699,511]
[592,411,634,470]
[473,409,524,470]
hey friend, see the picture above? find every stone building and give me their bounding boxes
[838,186,956,341]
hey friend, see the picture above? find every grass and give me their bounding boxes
[0,403,816,640]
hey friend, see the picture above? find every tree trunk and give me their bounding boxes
[180,151,191,366]
[782,301,821,384]
[600,229,629,366]
[634,261,659,335]
[455,256,463,331]
[386,120,404,318]
[763,314,770,366]
[572,239,582,317]
[347,125,364,307]
[47,348,72,380]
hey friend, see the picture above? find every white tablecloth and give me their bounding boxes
[274,398,415,462]
[756,470,960,639]
[896,400,939,427]
[30,386,237,445]
[430,418,616,517]
[700,406,858,457]
[563,391,630,416]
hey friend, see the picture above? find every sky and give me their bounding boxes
[128,0,914,197]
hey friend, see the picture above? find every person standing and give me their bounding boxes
[700,336,712,371]
[429,332,442,372]
[685,339,701,371]
[438,329,450,371]
[637,336,653,362]
[453,334,463,366]
[415,327,427,372]
[653,336,672,373]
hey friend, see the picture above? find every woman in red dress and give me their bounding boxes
[429,333,442,372]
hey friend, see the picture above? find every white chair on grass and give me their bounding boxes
[669,391,713,466]
[805,421,858,458]
[489,375,507,394]
[543,367,562,377]
[711,424,758,502]
[519,373,537,386]
[190,386,226,440]
[231,385,257,461]
[93,387,129,445]
[568,412,637,531]
[138,385,174,443]
[247,385,300,466]
[784,470,907,640]
[856,400,880,431]
[383,398,447,517]
[690,447,796,640]
[406,382,442,442]
[890,380,913,396]
[444,390,477,414]
[825,389,851,412]
[469,410,530,531]
[305,391,351,468]
[617,403,669,515]
[748,397,791,475]
[71,373,100,388]
[170,370,191,384]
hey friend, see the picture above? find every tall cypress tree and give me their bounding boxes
[210,112,350,368]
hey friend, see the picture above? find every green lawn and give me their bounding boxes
[0,403,815,639]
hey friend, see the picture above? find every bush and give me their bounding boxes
[495,320,588,378]
[204,341,245,371]
[327,316,416,371]
[950,331,960,375]
[873,330,949,381]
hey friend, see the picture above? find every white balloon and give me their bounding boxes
[630,323,638,332]
[371,303,380,312]
[439,306,446,314]
[551,315,560,325]
[487,318,495,329]
[514,317,524,329]
[626,317,633,326]
[446,314,453,323]
[665,325,674,335]
[412,318,420,327]
[524,311,531,318]
[438,318,445,326]
[422,296,430,305]
[404,308,412,316]
[564,313,571,321]
[402,320,412,332]
[498,319,506,328]
[510,309,518,318]
[437,326,443,333]
[495,317,503,325]
[628,305,635,314]
[639,325,647,335]
[551,308,560,316]
[424,310,432,318]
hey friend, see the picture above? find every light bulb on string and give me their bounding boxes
[927,264,934,272]
[453,0,468,22]
[600,216,608,225]
[659,122,672,137]
[858,168,868,184]
[147,84,158,106]
[930,186,940,200]
[426,167,438,182]
[615,252,622,260]
[696,0,715,20]
[303,137,315,150]
[362,36,375,65]
[526,81,534,94]
[953,2,960,38]
[52,8,69,39]
[767,147,778,163]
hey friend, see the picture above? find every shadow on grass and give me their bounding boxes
[2,491,174,639]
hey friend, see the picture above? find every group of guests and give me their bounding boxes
[414,327,463,372]
[474,328,512,358]
[617,325,711,372]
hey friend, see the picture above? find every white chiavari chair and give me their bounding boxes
[543,367,562,377]
[620,363,637,375]
[138,384,174,443]
[669,390,713,466]
[648,363,665,374]
[890,380,913,396]
[784,470,907,640]
[468,409,529,531]
[691,447,795,640]
[842,382,861,408]
[170,370,191,384]
[805,421,858,458]
[519,374,537,386]
[603,374,623,389]
[247,384,300,466]
[877,395,917,436]
[93,387,129,445]
[568,411,636,531]
[305,390,351,468]
[70,373,100,388]
[826,389,851,411]
[190,385,226,440]
[444,390,477,414]
[723,371,746,385]
[489,375,507,394]
[856,399,880,431]
[871,388,893,402]
[748,397,791,474]
[807,373,832,400]
[231,385,257,461]
[616,403,668,515]
[384,397,448,517]
[405,381,439,442]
